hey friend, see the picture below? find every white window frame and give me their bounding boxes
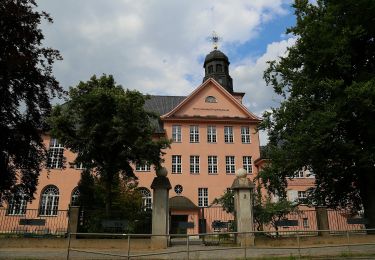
[295,171,304,178]
[7,189,27,215]
[224,126,234,143]
[225,156,235,174]
[190,125,199,143]
[207,126,217,143]
[190,155,200,174]
[139,188,152,210]
[242,156,252,174]
[47,138,64,169]
[198,188,209,207]
[172,125,181,142]
[208,156,218,174]
[136,163,151,172]
[298,191,307,199]
[39,186,59,216]
[71,188,80,206]
[172,155,182,174]
[241,126,251,143]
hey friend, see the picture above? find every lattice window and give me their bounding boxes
[139,188,152,210]
[190,155,200,174]
[208,156,218,174]
[47,138,64,169]
[136,163,151,172]
[71,188,80,206]
[207,126,217,143]
[7,188,27,215]
[190,125,199,143]
[198,188,208,207]
[241,126,251,143]
[172,125,181,142]
[224,126,233,143]
[39,186,59,216]
[242,156,252,174]
[172,155,182,173]
[225,156,235,174]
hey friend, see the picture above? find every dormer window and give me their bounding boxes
[205,96,217,103]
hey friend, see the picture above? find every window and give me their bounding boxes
[7,188,27,215]
[71,188,80,206]
[243,156,252,174]
[241,126,251,143]
[208,65,213,73]
[172,125,181,142]
[136,163,151,172]
[207,126,217,143]
[302,218,309,228]
[174,185,183,195]
[198,188,208,207]
[75,162,85,170]
[47,138,64,169]
[39,185,59,216]
[295,171,304,178]
[225,156,235,174]
[208,156,218,174]
[298,191,307,199]
[216,64,223,72]
[190,125,199,143]
[190,155,200,174]
[139,188,152,210]
[224,126,233,143]
[205,96,217,103]
[172,155,182,174]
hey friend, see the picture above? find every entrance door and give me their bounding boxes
[170,215,188,234]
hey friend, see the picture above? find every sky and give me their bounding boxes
[37,0,297,145]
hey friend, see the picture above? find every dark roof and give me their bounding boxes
[204,49,229,66]
[169,196,199,210]
[144,95,186,133]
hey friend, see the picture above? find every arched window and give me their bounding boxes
[139,187,152,210]
[71,187,80,206]
[7,188,28,215]
[216,64,222,72]
[39,185,59,216]
[208,65,213,73]
[205,96,217,103]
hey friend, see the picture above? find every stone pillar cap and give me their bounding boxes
[151,176,172,190]
[231,176,255,190]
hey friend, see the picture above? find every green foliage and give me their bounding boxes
[214,189,298,231]
[0,0,63,201]
[260,0,375,227]
[49,74,170,214]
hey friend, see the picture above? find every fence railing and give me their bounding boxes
[66,229,375,260]
[0,208,69,236]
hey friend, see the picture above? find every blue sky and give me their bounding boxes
[38,0,297,145]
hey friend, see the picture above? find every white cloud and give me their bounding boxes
[38,0,293,144]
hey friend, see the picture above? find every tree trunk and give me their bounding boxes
[360,170,375,231]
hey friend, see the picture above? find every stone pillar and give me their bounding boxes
[151,167,171,249]
[231,168,255,247]
[316,206,330,236]
[68,206,80,239]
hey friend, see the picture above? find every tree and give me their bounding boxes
[213,188,298,233]
[0,0,63,201]
[48,74,169,215]
[260,0,375,228]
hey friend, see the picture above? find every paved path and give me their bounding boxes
[1,244,375,259]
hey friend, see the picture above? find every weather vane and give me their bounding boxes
[210,31,222,50]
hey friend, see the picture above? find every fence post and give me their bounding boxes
[346,230,351,256]
[296,230,301,260]
[66,232,72,260]
[186,234,190,260]
[127,234,131,260]
[315,207,330,236]
[67,206,80,239]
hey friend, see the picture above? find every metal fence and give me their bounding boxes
[66,229,375,259]
[0,208,69,236]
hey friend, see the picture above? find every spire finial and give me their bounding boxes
[210,31,221,50]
